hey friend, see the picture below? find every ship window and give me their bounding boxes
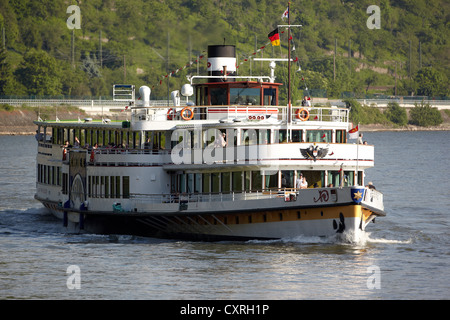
[258,129,270,144]
[328,170,354,187]
[187,173,194,193]
[263,88,277,106]
[244,171,251,192]
[210,87,227,105]
[62,173,68,194]
[202,173,210,193]
[194,174,202,193]
[122,176,130,199]
[306,130,332,143]
[180,174,186,193]
[232,172,242,192]
[222,172,230,193]
[241,129,258,145]
[281,170,294,188]
[252,171,262,191]
[115,176,121,198]
[211,173,220,193]
[336,130,346,143]
[230,88,260,105]
[276,129,287,143]
[263,171,278,190]
[105,177,110,198]
[292,129,303,142]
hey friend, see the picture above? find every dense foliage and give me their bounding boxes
[409,102,443,126]
[0,0,449,101]
[385,102,408,126]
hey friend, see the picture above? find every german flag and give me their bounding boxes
[268,28,280,46]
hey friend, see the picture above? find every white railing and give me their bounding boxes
[131,105,350,124]
[131,189,292,205]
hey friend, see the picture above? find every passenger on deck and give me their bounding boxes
[357,133,363,144]
[296,173,308,189]
[301,96,311,107]
[35,130,43,141]
[300,177,308,189]
[367,181,376,190]
[214,131,227,147]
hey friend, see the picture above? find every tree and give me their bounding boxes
[385,102,408,126]
[15,49,62,96]
[409,102,443,127]
[0,48,13,96]
[414,67,449,97]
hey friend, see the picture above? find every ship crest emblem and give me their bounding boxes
[300,145,329,162]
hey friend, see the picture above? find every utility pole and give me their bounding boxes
[409,40,412,78]
[71,29,75,68]
[334,38,337,81]
[395,61,398,96]
[419,41,422,69]
[123,55,126,83]
[99,30,102,68]
[348,40,351,74]
[167,30,170,105]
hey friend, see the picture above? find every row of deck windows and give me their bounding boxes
[39,127,347,151]
[37,164,61,186]
[171,170,363,194]
[88,175,130,199]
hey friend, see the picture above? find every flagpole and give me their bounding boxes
[356,123,359,186]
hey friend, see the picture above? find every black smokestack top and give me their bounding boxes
[207,45,236,82]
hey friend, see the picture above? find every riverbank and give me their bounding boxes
[1,108,449,135]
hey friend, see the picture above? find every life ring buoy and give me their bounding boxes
[296,108,310,121]
[180,107,194,121]
[167,108,175,120]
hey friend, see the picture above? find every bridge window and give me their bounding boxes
[210,87,227,105]
[230,88,260,105]
[263,88,277,106]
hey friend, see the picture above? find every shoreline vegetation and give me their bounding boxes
[1,102,449,136]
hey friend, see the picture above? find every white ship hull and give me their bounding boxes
[37,187,384,241]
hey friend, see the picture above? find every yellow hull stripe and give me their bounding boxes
[177,205,363,226]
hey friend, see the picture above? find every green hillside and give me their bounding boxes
[0,0,448,103]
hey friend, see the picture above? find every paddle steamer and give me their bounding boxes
[34,44,385,241]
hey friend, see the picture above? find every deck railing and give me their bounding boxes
[131,105,350,124]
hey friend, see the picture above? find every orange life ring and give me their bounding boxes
[296,108,310,121]
[167,108,175,120]
[180,107,194,121]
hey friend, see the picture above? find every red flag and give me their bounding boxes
[349,125,359,139]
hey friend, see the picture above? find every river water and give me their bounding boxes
[0,132,448,300]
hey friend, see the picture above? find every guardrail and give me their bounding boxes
[356,98,450,109]
[2,98,449,111]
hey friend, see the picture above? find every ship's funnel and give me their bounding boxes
[139,86,151,107]
[207,45,236,82]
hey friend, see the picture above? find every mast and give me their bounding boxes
[287,1,291,125]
